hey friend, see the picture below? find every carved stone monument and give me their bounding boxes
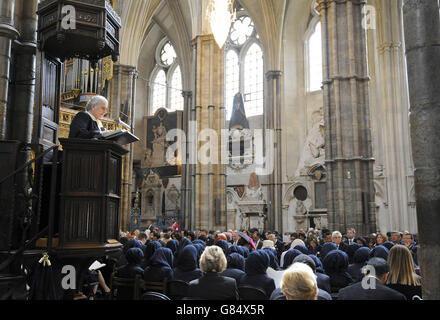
[236,173,266,231]
[141,170,162,224]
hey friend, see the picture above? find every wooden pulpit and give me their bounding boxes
[58,138,128,248]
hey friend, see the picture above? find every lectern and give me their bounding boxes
[58,138,128,248]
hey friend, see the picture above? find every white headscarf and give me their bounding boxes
[262,240,275,249]
[290,239,306,250]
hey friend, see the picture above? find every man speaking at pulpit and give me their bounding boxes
[69,95,110,139]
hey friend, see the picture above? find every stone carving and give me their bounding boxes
[242,172,264,201]
[151,122,168,167]
[296,114,325,176]
[296,200,307,215]
[141,170,162,220]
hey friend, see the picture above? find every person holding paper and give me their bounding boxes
[69,95,111,139]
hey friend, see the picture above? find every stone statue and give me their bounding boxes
[144,148,152,167]
[295,118,325,176]
[243,172,264,201]
[151,122,168,167]
[296,200,307,215]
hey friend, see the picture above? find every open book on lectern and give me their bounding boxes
[101,129,139,145]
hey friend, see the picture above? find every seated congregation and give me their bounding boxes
[87,227,421,300]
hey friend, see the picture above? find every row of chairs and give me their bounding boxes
[109,273,269,300]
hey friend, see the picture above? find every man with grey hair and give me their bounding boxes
[69,95,109,139]
[268,233,285,261]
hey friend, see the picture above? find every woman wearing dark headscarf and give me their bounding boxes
[220,253,246,283]
[240,250,276,297]
[293,244,309,255]
[346,243,361,264]
[319,242,337,262]
[308,254,331,294]
[192,243,205,267]
[282,249,303,269]
[322,250,353,290]
[239,246,250,258]
[175,237,192,259]
[347,247,371,283]
[166,239,179,255]
[370,245,390,261]
[262,247,280,270]
[117,238,143,267]
[141,240,162,268]
[382,241,395,251]
[215,239,229,256]
[143,247,174,282]
[117,248,144,278]
[192,239,206,248]
[227,245,241,256]
[173,245,203,283]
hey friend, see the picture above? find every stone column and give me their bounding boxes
[368,0,416,232]
[181,90,193,230]
[402,0,440,300]
[108,64,137,231]
[192,34,226,230]
[0,0,18,139]
[9,0,37,144]
[317,0,376,235]
[266,70,283,232]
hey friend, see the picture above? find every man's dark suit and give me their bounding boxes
[274,240,285,261]
[255,239,263,250]
[338,278,406,300]
[187,272,239,300]
[337,241,349,253]
[69,111,103,139]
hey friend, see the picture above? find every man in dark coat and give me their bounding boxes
[69,95,109,139]
[338,258,406,300]
[268,234,285,261]
[332,231,348,252]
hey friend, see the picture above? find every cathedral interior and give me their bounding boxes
[0,0,439,300]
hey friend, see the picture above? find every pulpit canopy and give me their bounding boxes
[37,0,121,64]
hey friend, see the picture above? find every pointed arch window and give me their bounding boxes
[170,65,184,111]
[243,43,264,117]
[151,70,166,114]
[224,12,264,120]
[149,39,183,115]
[307,20,323,92]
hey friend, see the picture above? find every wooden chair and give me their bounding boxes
[167,280,189,300]
[110,273,144,300]
[143,278,168,295]
[142,291,171,300]
[238,286,268,300]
